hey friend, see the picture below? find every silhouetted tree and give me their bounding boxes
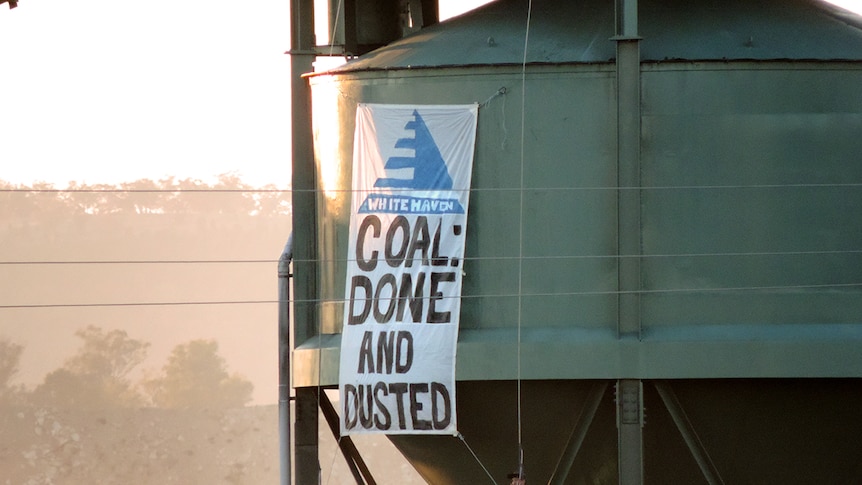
[0,338,24,405]
[144,339,253,409]
[31,326,149,408]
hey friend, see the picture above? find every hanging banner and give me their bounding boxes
[339,103,478,436]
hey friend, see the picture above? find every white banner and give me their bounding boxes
[339,103,478,435]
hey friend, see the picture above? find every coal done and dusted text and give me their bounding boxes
[339,103,477,436]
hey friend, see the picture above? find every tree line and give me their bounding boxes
[0,174,293,262]
[0,328,253,410]
[0,173,292,218]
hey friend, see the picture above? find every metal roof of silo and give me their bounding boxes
[323,0,862,74]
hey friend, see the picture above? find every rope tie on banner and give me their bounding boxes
[480,87,508,108]
[479,87,509,150]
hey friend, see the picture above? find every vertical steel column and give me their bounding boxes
[615,0,642,339]
[289,0,319,484]
[614,0,643,483]
[616,379,644,485]
[408,0,439,28]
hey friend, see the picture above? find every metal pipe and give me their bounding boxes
[278,235,293,485]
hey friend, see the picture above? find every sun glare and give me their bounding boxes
[824,0,862,12]
[312,76,345,203]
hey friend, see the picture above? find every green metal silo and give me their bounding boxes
[288,0,862,483]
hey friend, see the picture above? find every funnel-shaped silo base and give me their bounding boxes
[387,379,862,484]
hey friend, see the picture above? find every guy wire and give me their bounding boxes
[458,433,500,485]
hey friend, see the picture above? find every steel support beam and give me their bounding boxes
[289,0,319,484]
[549,381,609,485]
[654,381,726,485]
[319,390,378,485]
[616,379,644,485]
[295,388,321,485]
[614,0,642,340]
[408,0,439,29]
[289,0,318,347]
[613,0,643,482]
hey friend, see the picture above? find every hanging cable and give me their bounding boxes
[328,0,345,57]
[514,0,533,481]
[322,434,343,485]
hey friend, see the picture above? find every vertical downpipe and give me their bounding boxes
[278,236,293,485]
[289,0,320,483]
[613,0,644,483]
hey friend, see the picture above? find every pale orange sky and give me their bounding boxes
[0,0,490,188]
[1,0,858,186]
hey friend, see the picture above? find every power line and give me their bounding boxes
[2,281,860,310]
[0,300,278,309]
[2,249,860,266]
[0,259,280,265]
[0,188,291,193]
[2,182,861,194]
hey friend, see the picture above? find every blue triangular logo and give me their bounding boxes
[374,110,453,190]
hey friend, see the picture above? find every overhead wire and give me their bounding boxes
[2,280,861,311]
[0,188,290,193]
[0,259,280,265]
[2,181,860,195]
[3,249,862,267]
[186,182,862,192]
[0,300,278,309]
[3,279,862,310]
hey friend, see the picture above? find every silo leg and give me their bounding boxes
[548,381,609,485]
[654,381,726,485]
[617,379,644,485]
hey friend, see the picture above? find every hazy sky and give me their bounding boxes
[0,0,489,187]
[0,0,491,406]
[1,0,859,186]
